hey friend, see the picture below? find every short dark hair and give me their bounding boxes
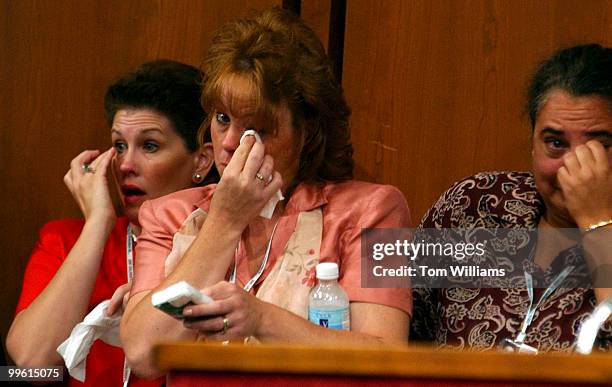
[200,7,353,184]
[104,60,208,152]
[527,44,612,129]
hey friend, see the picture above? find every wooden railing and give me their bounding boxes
[154,342,612,386]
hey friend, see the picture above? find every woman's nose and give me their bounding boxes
[117,149,138,174]
[221,126,244,151]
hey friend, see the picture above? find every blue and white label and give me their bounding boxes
[308,307,350,330]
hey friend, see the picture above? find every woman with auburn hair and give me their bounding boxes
[122,7,412,378]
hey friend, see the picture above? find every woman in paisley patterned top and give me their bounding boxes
[411,44,612,352]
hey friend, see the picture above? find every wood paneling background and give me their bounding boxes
[344,0,612,225]
[0,0,295,349]
[301,0,331,52]
[2,0,612,355]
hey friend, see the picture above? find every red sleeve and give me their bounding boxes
[338,185,413,316]
[15,220,83,314]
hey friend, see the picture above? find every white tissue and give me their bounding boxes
[241,129,263,144]
[240,129,284,219]
[57,300,122,382]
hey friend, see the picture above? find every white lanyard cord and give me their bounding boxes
[126,224,135,282]
[516,265,574,343]
[230,220,280,292]
[123,225,136,387]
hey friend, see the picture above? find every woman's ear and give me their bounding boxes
[191,143,214,185]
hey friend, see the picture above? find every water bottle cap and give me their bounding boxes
[316,262,339,280]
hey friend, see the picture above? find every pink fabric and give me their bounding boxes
[132,181,412,315]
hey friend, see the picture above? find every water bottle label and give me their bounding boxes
[308,306,350,330]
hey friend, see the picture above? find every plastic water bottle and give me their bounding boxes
[308,262,350,330]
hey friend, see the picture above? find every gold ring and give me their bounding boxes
[222,317,229,334]
[255,172,265,181]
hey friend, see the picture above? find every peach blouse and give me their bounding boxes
[132,180,412,316]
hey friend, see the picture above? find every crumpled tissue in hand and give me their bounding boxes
[57,299,121,382]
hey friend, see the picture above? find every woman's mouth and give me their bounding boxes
[121,186,146,205]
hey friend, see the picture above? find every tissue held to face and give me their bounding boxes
[210,100,302,191]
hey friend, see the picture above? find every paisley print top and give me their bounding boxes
[410,171,611,352]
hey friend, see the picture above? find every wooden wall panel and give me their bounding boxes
[300,0,331,51]
[343,0,612,225]
[0,0,297,346]
[7,0,611,354]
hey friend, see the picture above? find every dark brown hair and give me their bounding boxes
[527,44,612,130]
[105,60,218,185]
[199,7,353,184]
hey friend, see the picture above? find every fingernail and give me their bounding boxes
[183,308,192,316]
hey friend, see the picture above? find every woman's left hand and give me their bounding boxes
[182,281,264,341]
[557,140,612,228]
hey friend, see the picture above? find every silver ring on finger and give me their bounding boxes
[82,164,96,174]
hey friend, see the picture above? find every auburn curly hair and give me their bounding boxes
[198,6,353,184]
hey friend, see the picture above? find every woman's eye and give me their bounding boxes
[215,112,230,125]
[544,138,566,151]
[143,141,159,153]
[113,141,127,154]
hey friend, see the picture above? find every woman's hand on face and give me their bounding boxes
[557,140,612,228]
[209,136,283,229]
[182,281,264,341]
[63,147,117,222]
